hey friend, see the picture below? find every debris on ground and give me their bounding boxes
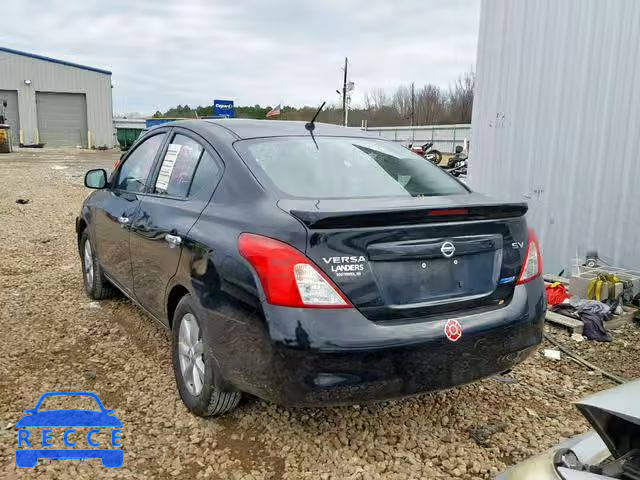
[546,282,570,306]
[15,198,29,204]
[544,349,562,360]
[571,333,585,342]
[576,301,612,342]
[469,420,508,446]
[493,374,518,384]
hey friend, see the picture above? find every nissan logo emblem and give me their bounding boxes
[441,241,455,258]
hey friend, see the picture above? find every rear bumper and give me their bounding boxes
[217,279,546,407]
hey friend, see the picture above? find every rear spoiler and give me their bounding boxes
[289,203,528,229]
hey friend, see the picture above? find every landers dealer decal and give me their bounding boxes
[322,256,366,278]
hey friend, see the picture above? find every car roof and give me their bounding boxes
[164,118,375,140]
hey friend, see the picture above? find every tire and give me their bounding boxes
[171,295,241,416]
[80,230,114,300]
[431,149,443,164]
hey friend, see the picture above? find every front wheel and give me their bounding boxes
[80,231,114,300]
[171,295,241,416]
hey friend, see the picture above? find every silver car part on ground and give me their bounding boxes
[498,380,640,480]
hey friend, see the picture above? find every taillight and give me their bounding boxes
[238,233,351,308]
[517,228,542,284]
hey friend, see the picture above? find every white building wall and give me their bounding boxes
[470,0,640,274]
[0,48,114,147]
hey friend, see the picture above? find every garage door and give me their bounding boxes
[36,92,88,147]
[0,90,20,146]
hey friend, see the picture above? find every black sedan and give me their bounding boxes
[76,119,546,416]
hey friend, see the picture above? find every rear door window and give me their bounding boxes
[235,137,468,198]
[153,134,204,197]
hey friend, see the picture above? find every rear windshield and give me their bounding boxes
[235,137,468,198]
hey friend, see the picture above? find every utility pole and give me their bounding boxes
[410,82,415,143]
[342,57,348,127]
[410,82,415,127]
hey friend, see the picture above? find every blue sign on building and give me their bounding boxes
[213,99,235,118]
[145,118,177,128]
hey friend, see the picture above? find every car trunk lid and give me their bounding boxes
[279,194,529,321]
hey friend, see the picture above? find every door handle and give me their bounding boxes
[165,234,182,247]
[118,216,130,225]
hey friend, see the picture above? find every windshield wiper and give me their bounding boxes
[305,102,325,150]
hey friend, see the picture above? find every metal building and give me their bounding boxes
[470,0,640,274]
[0,47,113,148]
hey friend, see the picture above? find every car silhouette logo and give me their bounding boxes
[441,241,455,258]
[15,391,123,468]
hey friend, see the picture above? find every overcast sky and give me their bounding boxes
[3,0,480,115]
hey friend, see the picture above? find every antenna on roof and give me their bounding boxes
[305,102,325,150]
[305,102,325,132]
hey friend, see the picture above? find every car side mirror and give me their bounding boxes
[85,169,108,189]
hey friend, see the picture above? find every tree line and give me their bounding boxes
[153,70,474,127]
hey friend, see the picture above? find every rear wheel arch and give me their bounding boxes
[170,292,241,415]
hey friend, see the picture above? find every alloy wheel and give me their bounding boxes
[178,313,205,396]
[84,239,94,289]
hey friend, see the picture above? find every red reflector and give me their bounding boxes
[444,319,463,342]
[428,208,469,217]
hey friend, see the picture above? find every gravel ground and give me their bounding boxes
[1,149,638,479]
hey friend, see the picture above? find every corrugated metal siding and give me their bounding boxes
[471,0,640,274]
[0,50,113,147]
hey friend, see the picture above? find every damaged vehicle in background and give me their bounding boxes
[498,380,640,480]
[76,119,546,417]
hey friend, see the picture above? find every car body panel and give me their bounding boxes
[576,380,640,459]
[129,127,224,318]
[90,189,140,294]
[497,432,610,480]
[197,279,544,406]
